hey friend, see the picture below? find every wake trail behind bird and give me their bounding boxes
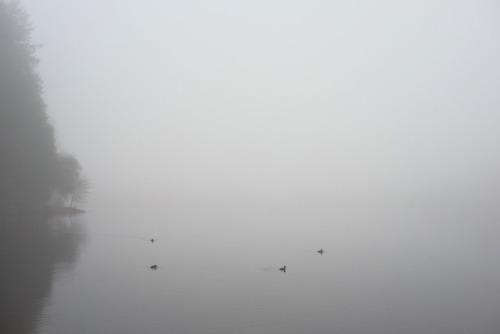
[51,230,157,242]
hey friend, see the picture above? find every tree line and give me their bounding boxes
[0,0,88,215]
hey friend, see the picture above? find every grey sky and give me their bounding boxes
[23,1,500,207]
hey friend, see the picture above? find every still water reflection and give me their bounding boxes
[3,205,500,334]
[0,212,87,334]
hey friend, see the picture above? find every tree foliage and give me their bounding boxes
[53,153,90,209]
[0,1,88,214]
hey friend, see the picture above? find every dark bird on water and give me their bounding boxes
[317,249,324,254]
[150,238,155,243]
[279,265,287,272]
[150,264,158,270]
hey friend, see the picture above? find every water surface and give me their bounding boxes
[4,204,500,333]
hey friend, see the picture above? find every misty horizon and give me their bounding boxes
[3,2,500,332]
[22,1,500,210]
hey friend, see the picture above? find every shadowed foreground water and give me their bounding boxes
[2,204,500,334]
[0,213,87,334]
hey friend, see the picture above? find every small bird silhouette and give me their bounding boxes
[150,238,155,243]
[279,265,287,272]
[150,264,158,270]
[317,249,324,254]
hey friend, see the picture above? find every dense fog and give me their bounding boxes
[22,1,500,210]
[3,3,500,333]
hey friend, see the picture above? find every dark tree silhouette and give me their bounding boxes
[0,1,88,214]
[51,153,90,210]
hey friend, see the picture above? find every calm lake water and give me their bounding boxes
[2,204,500,333]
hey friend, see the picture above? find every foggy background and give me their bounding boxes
[23,1,500,209]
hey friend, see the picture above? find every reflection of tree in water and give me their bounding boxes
[0,213,87,334]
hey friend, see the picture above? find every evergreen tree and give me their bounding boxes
[0,1,87,214]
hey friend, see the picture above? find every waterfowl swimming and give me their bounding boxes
[150,238,155,243]
[279,265,287,272]
[317,249,324,254]
[150,264,158,269]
